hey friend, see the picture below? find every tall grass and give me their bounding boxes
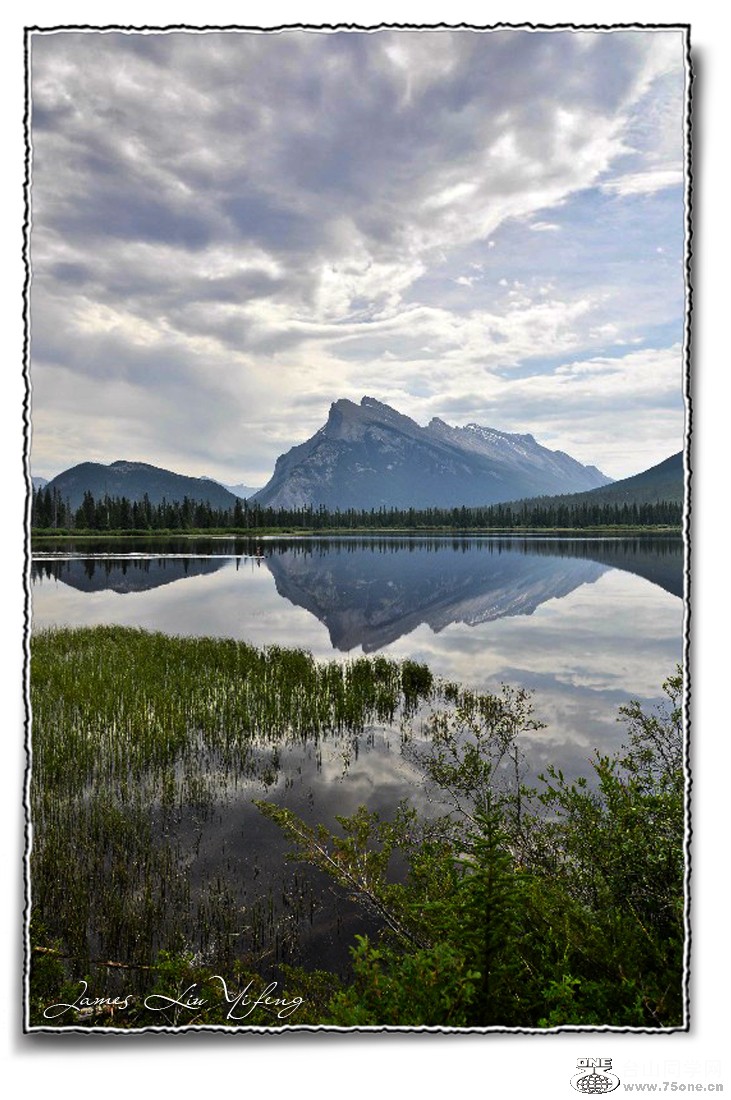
[29,626,438,1003]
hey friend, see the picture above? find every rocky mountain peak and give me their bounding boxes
[252,396,611,510]
[323,396,422,442]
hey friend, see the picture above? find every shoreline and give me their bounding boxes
[31,524,683,542]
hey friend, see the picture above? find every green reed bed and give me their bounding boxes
[32,627,432,782]
[28,626,437,1012]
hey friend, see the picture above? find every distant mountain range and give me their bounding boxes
[588,451,683,505]
[218,481,261,500]
[251,396,611,510]
[35,401,683,515]
[43,460,241,511]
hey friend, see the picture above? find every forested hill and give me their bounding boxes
[44,460,241,511]
[506,452,684,511]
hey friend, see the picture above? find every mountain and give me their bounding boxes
[44,460,241,511]
[252,397,611,510]
[218,482,261,500]
[31,476,49,491]
[583,452,683,505]
[512,452,684,509]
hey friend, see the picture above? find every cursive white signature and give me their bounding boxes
[43,980,133,1019]
[143,977,304,1021]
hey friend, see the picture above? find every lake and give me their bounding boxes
[30,534,684,974]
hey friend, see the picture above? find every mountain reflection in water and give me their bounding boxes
[32,536,682,652]
[32,554,225,594]
[264,537,682,651]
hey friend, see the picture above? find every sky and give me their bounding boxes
[29,26,689,483]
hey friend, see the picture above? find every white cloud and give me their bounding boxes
[601,168,685,196]
[28,27,688,482]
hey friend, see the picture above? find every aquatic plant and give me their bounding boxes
[28,625,439,1015]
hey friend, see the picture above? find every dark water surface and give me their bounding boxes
[31,535,684,974]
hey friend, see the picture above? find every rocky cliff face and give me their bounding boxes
[253,396,611,510]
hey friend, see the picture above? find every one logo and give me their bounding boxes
[570,1058,620,1094]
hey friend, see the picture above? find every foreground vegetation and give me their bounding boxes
[264,669,685,1028]
[28,627,685,1029]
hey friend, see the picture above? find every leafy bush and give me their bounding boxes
[259,670,685,1028]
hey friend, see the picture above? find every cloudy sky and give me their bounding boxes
[29,26,688,484]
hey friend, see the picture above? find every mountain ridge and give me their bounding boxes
[252,396,612,510]
[36,406,681,518]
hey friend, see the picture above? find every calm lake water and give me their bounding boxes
[30,535,685,973]
[32,535,684,778]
